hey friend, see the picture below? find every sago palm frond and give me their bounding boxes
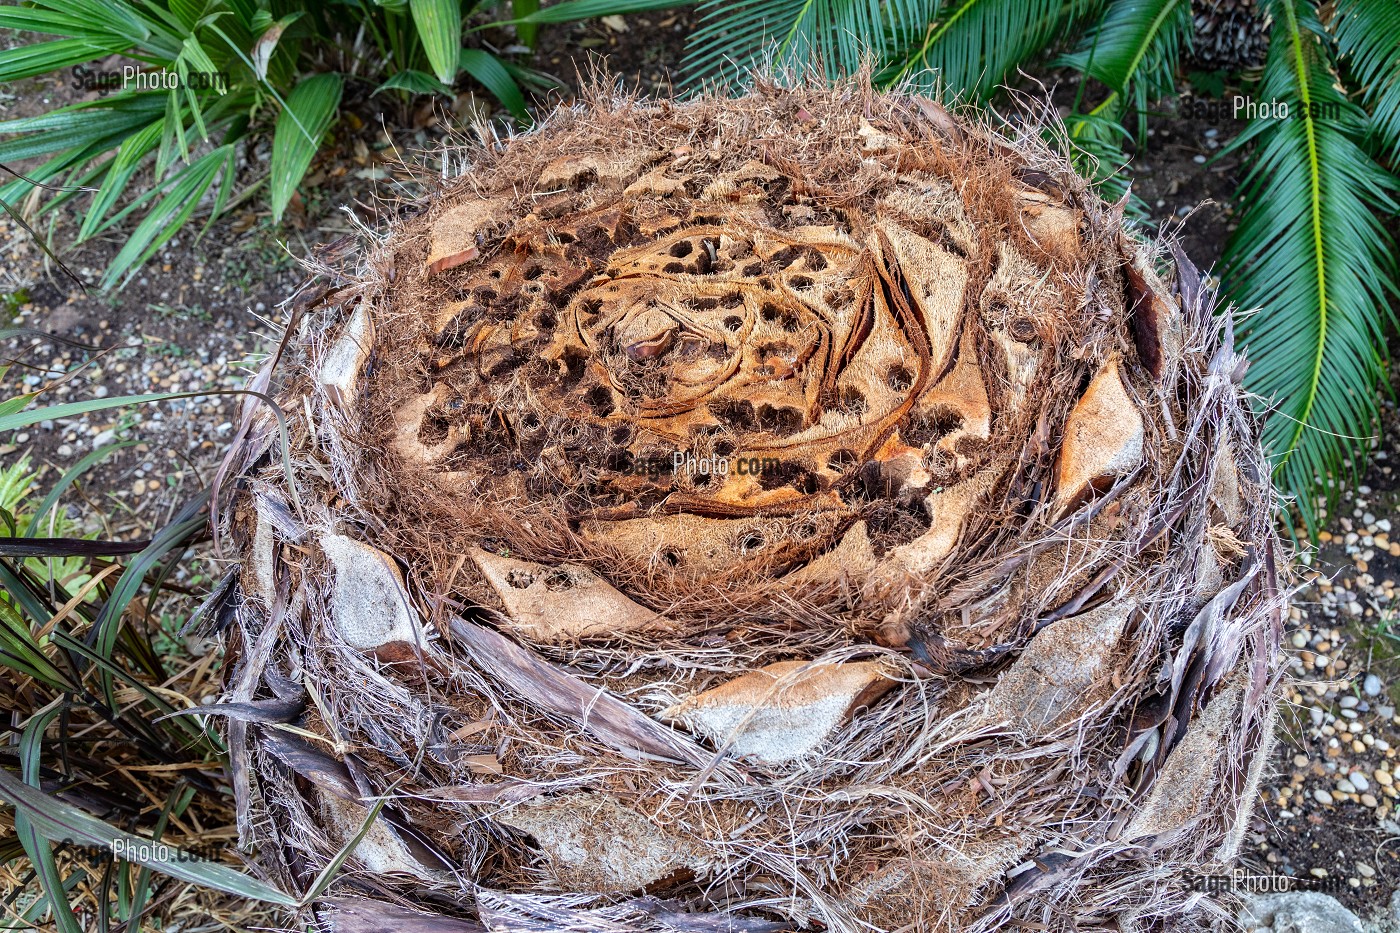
[1331,0,1400,164]
[1220,0,1397,528]
[684,0,1096,103]
[1054,0,1189,211]
[1059,0,1191,139]
[683,0,936,88]
[880,0,1097,100]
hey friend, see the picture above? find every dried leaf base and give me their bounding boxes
[215,80,1286,933]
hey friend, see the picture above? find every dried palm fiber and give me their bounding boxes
[212,78,1287,933]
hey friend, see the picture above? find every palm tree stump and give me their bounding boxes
[216,82,1286,932]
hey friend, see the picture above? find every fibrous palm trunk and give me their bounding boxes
[215,81,1285,933]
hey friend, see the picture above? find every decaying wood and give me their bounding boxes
[217,79,1286,933]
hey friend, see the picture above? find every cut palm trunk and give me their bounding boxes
[214,81,1286,932]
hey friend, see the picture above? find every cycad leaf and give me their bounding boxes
[1220,0,1397,531]
[1058,0,1189,107]
[683,0,936,90]
[884,0,1098,102]
[1057,0,1189,202]
[409,0,462,85]
[268,73,342,222]
[1332,0,1400,163]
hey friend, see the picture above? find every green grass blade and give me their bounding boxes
[512,0,540,47]
[13,707,83,933]
[374,69,453,96]
[25,442,140,537]
[509,0,687,22]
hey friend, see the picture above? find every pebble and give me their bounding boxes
[1292,631,1308,649]
[1362,793,1379,808]
[1340,695,1358,709]
[1364,673,1382,696]
[1350,772,1370,792]
[1357,862,1375,878]
[1315,789,1335,805]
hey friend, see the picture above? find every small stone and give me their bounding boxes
[1340,695,1358,709]
[1315,789,1335,805]
[1364,673,1382,696]
[1361,793,1379,808]
[1310,867,1329,878]
[1293,754,1309,768]
[1350,772,1369,792]
[1376,769,1394,786]
[1337,778,1357,794]
[1292,632,1308,649]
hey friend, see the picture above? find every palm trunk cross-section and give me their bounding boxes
[216,81,1286,933]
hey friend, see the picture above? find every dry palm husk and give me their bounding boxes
[211,79,1287,933]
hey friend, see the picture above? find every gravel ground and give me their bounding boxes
[1240,387,1400,920]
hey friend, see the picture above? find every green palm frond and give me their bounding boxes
[1331,0,1400,164]
[683,0,935,89]
[1059,0,1190,139]
[1054,0,1188,212]
[882,0,1098,101]
[1220,0,1397,529]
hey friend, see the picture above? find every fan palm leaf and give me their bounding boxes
[1220,0,1397,528]
[1331,0,1400,164]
